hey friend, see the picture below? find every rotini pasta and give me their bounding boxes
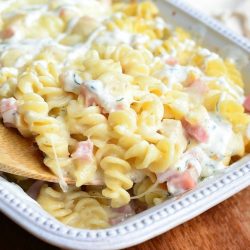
[101,153,133,208]
[67,98,110,148]
[0,67,18,98]
[37,184,109,229]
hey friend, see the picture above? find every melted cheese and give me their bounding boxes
[201,113,234,159]
[95,29,150,47]
[154,64,201,88]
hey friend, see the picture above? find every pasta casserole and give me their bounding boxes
[0,0,250,229]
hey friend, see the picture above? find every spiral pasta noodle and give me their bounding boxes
[67,99,110,148]
[96,44,152,76]
[0,67,18,98]
[100,153,133,208]
[37,185,109,229]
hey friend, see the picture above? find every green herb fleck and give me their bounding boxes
[73,74,81,85]
[90,85,96,91]
[116,97,124,102]
[215,100,220,113]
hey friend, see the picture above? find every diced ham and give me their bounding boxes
[186,161,200,181]
[80,85,124,112]
[109,215,125,226]
[184,72,207,94]
[80,86,98,107]
[80,85,107,113]
[59,8,75,21]
[0,98,17,127]
[27,181,44,199]
[109,204,135,225]
[156,169,179,184]
[187,79,208,95]
[168,171,196,191]
[0,97,17,113]
[182,119,208,143]
[133,200,148,213]
[71,140,94,161]
[243,95,250,112]
[115,103,125,110]
[157,169,197,195]
[1,27,15,39]
[112,204,134,214]
[166,57,178,66]
[80,86,105,113]
[159,182,168,190]
[59,8,68,18]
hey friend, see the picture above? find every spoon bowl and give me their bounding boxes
[0,124,74,184]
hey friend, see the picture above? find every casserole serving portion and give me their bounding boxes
[0,0,249,249]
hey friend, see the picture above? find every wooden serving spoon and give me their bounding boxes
[0,124,74,184]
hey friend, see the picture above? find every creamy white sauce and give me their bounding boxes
[149,39,163,50]
[2,4,47,19]
[0,39,69,68]
[1,108,16,125]
[0,24,104,68]
[152,45,245,103]
[198,48,220,62]
[172,148,202,174]
[24,7,48,27]
[191,147,225,177]
[61,70,81,94]
[0,0,110,60]
[0,97,17,126]
[2,27,24,43]
[154,17,166,30]
[112,12,123,19]
[55,4,81,15]
[201,113,233,159]
[82,79,119,112]
[215,77,244,102]
[171,145,225,180]
[61,71,127,112]
[95,29,149,47]
[0,39,63,52]
[200,75,244,103]
[153,35,193,64]
[1,5,50,42]
[170,113,236,180]
[66,0,110,21]
[0,0,16,13]
[178,39,196,51]
[154,64,201,88]
[64,26,105,64]
[57,16,80,41]
[0,67,18,75]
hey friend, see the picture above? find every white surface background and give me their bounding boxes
[185,0,250,38]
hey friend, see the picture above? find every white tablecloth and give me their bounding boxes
[185,0,250,38]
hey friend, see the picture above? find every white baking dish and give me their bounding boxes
[0,1,250,249]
